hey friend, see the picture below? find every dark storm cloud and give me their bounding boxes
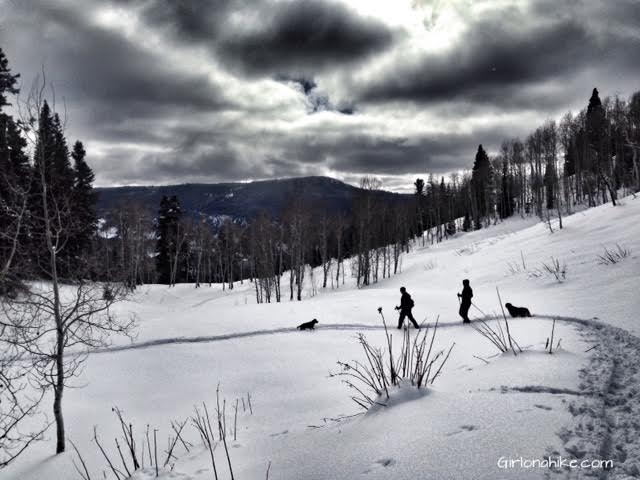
[214,0,395,75]
[361,19,593,104]
[131,0,395,75]
[2,2,228,127]
[135,0,228,41]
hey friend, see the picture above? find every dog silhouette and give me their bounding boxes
[297,319,319,330]
[505,303,531,318]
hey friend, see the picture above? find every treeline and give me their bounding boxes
[408,87,640,239]
[93,178,418,302]
[461,88,640,231]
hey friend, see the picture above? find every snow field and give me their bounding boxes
[3,195,640,480]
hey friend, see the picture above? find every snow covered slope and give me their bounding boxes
[4,196,640,480]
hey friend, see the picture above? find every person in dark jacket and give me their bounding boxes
[396,286,420,329]
[457,279,473,323]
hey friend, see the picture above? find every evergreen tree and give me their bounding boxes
[413,178,425,240]
[68,141,97,270]
[0,116,31,231]
[155,195,183,284]
[471,144,492,228]
[0,47,20,110]
[586,88,617,205]
[29,102,77,278]
[0,50,30,285]
[586,88,606,151]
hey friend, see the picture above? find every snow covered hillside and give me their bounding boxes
[4,196,640,480]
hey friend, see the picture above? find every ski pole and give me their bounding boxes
[471,302,486,316]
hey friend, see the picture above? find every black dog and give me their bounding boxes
[297,319,319,330]
[505,303,531,318]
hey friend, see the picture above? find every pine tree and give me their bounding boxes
[471,144,492,228]
[0,47,20,110]
[586,88,617,205]
[67,141,97,271]
[0,50,30,285]
[29,102,77,277]
[155,195,183,284]
[586,88,606,150]
[413,178,425,242]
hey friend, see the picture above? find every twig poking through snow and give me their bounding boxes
[473,355,489,365]
[70,439,92,480]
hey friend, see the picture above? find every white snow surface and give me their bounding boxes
[3,196,640,480]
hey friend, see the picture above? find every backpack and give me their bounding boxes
[409,297,415,308]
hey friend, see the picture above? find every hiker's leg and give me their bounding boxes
[461,302,471,322]
[398,311,406,329]
[408,311,420,328]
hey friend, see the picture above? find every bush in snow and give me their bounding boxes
[471,288,522,356]
[331,309,455,410]
[597,243,631,265]
[471,318,520,355]
[540,256,567,282]
[73,390,253,479]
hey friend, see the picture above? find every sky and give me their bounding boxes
[1,0,639,191]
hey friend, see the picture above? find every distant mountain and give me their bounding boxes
[95,176,411,221]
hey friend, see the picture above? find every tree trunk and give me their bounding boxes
[54,337,65,453]
[39,152,66,454]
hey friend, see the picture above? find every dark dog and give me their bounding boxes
[297,319,319,330]
[505,303,531,318]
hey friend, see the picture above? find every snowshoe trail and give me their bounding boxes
[553,322,640,479]
[91,314,606,354]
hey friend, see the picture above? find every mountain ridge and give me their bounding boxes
[95,175,411,220]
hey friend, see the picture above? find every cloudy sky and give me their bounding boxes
[1,0,639,191]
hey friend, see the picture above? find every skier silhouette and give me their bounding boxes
[457,279,473,324]
[396,287,420,329]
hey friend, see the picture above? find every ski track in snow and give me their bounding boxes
[88,314,640,478]
[89,314,606,354]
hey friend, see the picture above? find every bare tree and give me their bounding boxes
[4,279,135,454]
[0,318,49,468]
[3,77,136,455]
